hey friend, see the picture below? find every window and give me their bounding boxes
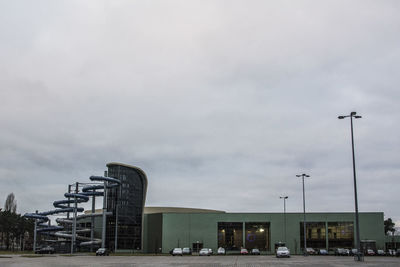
[245,222,270,251]
[218,222,243,250]
[300,222,326,248]
[328,222,354,248]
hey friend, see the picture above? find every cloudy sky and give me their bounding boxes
[1,1,399,225]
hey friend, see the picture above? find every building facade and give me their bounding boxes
[142,209,386,254]
[76,163,391,254]
[105,162,148,251]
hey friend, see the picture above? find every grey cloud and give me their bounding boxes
[0,1,399,224]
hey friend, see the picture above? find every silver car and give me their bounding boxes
[217,247,226,255]
[276,246,290,258]
[199,248,211,256]
[172,248,183,256]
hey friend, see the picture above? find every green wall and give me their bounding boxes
[143,213,163,253]
[144,212,385,254]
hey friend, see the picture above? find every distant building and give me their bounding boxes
[143,208,389,254]
[77,163,397,253]
[105,162,148,251]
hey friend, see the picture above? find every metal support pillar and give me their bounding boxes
[33,210,38,252]
[90,194,95,252]
[114,185,120,252]
[101,180,108,248]
[71,182,78,254]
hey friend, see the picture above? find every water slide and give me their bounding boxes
[24,175,121,251]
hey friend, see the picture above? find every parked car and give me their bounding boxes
[350,249,358,256]
[217,247,226,255]
[335,248,348,256]
[306,248,316,255]
[344,249,350,255]
[366,249,375,256]
[250,248,260,255]
[276,246,290,258]
[36,246,55,254]
[377,250,385,256]
[208,248,213,255]
[172,248,183,256]
[96,248,109,256]
[318,249,328,255]
[199,248,211,256]
[240,248,249,255]
[395,249,400,257]
[182,247,192,255]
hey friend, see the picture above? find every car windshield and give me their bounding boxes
[278,247,288,251]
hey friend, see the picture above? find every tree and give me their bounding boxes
[0,208,34,250]
[384,218,395,235]
[4,193,17,213]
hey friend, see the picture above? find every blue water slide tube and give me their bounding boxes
[89,176,121,188]
[24,193,89,234]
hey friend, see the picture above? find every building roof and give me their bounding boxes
[106,162,147,176]
[84,207,225,215]
[144,207,225,214]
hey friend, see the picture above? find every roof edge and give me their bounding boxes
[106,162,146,174]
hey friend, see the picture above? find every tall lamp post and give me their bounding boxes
[279,196,288,244]
[296,173,310,256]
[338,111,362,261]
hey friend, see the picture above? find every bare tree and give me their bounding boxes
[4,193,17,213]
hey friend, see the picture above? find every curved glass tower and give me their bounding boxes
[105,162,148,251]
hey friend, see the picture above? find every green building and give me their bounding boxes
[75,163,395,254]
[142,207,386,254]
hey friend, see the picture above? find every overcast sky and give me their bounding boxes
[1,1,399,226]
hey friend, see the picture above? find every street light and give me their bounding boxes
[279,196,288,244]
[296,173,310,256]
[338,111,362,261]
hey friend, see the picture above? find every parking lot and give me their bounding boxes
[1,255,399,267]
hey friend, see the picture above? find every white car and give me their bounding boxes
[377,249,385,256]
[276,246,290,258]
[199,248,211,256]
[217,247,226,255]
[172,248,183,256]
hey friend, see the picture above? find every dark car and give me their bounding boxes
[96,248,109,256]
[349,249,358,256]
[318,249,328,255]
[36,246,55,254]
[182,247,192,255]
[396,249,400,257]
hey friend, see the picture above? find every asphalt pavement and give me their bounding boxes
[1,254,399,267]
